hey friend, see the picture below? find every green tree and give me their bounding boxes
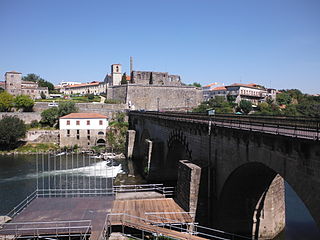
[22,73,54,92]
[40,91,46,99]
[0,91,14,112]
[239,100,252,114]
[0,87,4,93]
[276,92,292,105]
[121,73,128,85]
[58,101,78,117]
[188,82,201,87]
[0,116,26,149]
[40,107,59,127]
[14,95,34,112]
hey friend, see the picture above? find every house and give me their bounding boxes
[59,113,109,148]
[4,71,49,99]
[60,81,107,95]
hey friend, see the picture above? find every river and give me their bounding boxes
[0,154,319,239]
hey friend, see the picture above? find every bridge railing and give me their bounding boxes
[131,111,320,140]
[113,183,175,197]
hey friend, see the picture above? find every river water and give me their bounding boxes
[0,154,319,239]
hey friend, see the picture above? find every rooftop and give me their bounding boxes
[5,71,22,74]
[60,113,108,119]
[64,81,103,89]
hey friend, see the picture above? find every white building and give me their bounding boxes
[59,113,109,148]
[60,81,107,95]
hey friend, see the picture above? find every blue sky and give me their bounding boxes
[1,0,320,93]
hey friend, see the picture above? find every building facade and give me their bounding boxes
[59,113,109,148]
[61,81,107,95]
[203,82,277,105]
[4,71,49,99]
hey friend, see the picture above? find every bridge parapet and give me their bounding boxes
[129,111,320,140]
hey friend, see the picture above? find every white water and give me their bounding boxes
[0,161,122,183]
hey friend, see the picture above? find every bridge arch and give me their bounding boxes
[165,130,192,182]
[218,161,318,239]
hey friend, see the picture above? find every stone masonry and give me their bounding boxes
[175,160,201,221]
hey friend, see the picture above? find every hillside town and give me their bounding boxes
[1,60,320,153]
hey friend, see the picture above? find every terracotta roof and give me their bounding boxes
[226,83,260,88]
[203,82,219,88]
[64,81,103,89]
[211,86,226,91]
[60,113,108,119]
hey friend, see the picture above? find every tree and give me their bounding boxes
[40,91,46,99]
[22,73,54,92]
[239,100,252,114]
[0,116,26,149]
[121,73,128,85]
[276,92,292,105]
[40,107,59,127]
[40,101,78,127]
[58,101,78,117]
[188,82,201,87]
[14,95,34,112]
[0,91,14,112]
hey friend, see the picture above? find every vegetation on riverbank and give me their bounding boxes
[0,143,59,154]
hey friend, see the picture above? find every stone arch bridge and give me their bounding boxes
[126,111,320,239]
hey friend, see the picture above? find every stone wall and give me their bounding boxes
[129,112,320,237]
[0,112,41,124]
[131,71,181,86]
[175,160,201,220]
[25,130,59,143]
[109,84,202,111]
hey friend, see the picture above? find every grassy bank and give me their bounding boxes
[0,143,59,154]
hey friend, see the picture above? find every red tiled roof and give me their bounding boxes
[211,86,226,91]
[227,83,260,88]
[64,81,103,89]
[60,113,108,119]
[203,82,219,88]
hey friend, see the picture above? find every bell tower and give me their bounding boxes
[111,64,122,85]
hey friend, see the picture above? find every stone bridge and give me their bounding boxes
[126,111,320,239]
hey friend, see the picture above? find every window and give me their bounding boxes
[11,75,14,78]
[87,130,90,134]
[76,120,80,125]
[99,120,103,125]
[67,130,70,137]
[77,130,80,134]
[77,135,79,140]
[87,136,90,140]
[87,120,90,125]
[98,131,104,135]
[67,120,70,125]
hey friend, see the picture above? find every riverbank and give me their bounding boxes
[0,143,59,155]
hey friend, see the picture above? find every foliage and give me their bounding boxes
[105,99,122,104]
[57,101,78,117]
[87,93,94,100]
[227,95,236,103]
[107,112,128,153]
[22,73,54,91]
[0,87,4,93]
[0,91,14,112]
[0,116,26,149]
[188,82,201,87]
[30,120,40,128]
[239,100,252,114]
[41,91,46,99]
[193,96,233,114]
[121,72,128,85]
[14,95,34,112]
[40,107,59,127]
[5,143,59,153]
[40,101,78,127]
[276,92,292,105]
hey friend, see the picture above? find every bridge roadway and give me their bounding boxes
[132,111,320,140]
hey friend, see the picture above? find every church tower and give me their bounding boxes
[111,64,122,85]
